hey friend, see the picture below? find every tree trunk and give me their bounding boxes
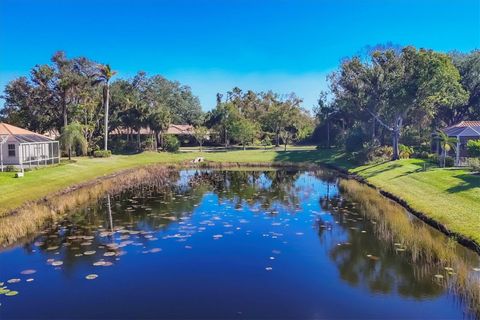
[372,117,376,141]
[137,131,141,150]
[68,146,71,161]
[443,148,447,168]
[224,127,228,149]
[104,83,110,151]
[275,131,280,147]
[326,119,330,148]
[392,116,402,160]
[154,131,159,150]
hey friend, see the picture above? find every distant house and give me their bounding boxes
[166,124,194,135]
[112,124,195,136]
[441,121,480,164]
[0,122,60,171]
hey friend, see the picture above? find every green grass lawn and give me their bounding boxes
[0,147,345,215]
[1,148,479,245]
[352,159,480,244]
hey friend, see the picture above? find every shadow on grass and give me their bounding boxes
[273,149,353,169]
[359,163,403,179]
[446,173,480,193]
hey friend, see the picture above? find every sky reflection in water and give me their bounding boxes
[0,169,478,319]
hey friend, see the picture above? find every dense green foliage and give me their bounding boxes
[93,150,112,158]
[1,52,202,152]
[1,47,478,161]
[314,48,479,161]
[205,88,314,149]
[467,140,480,157]
[163,135,180,152]
[59,122,88,160]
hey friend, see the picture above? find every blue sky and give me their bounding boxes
[1,0,479,111]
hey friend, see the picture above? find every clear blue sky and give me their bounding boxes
[1,0,479,110]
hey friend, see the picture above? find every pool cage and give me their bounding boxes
[18,140,61,171]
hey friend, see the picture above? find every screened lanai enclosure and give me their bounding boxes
[0,122,60,172]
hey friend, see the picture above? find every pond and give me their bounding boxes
[0,169,479,319]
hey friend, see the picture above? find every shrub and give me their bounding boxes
[415,151,430,159]
[93,150,112,158]
[367,145,393,163]
[163,135,180,152]
[467,158,480,172]
[467,140,480,157]
[4,165,17,172]
[399,144,414,159]
[345,127,366,153]
[444,156,454,167]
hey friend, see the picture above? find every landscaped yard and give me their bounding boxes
[352,159,480,244]
[0,147,347,216]
[1,148,479,245]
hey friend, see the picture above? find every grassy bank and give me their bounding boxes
[352,159,480,245]
[0,147,347,216]
[1,147,479,247]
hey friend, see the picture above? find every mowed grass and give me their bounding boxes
[1,148,479,245]
[352,159,480,244]
[0,147,346,215]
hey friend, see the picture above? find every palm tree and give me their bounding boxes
[60,122,88,160]
[437,130,457,167]
[93,64,117,151]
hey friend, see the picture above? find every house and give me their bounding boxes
[442,121,480,164]
[0,122,60,171]
[112,124,195,136]
[166,124,194,135]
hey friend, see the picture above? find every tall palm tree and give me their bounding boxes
[60,122,88,160]
[437,130,458,167]
[93,64,117,151]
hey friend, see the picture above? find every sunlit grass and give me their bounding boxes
[351,159,480,245]
[0,148,345,216]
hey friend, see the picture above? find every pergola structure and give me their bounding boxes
[0,123,60,173]
[443,121,480,165]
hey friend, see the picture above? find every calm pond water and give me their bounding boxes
[0,169,479,319]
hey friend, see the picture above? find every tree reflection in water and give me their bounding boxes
[9,168,479,318]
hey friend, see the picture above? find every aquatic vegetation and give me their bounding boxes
[338,179,480,317]
[0,165,175,246]
[0,169,478,318]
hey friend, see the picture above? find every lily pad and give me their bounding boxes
[85,274,98,280]
[20,269,36,275]
[103,252,116,257]
[51,260,63,266]
[5,291,19,296]
[7,278,21,284]
[84,251,96,255]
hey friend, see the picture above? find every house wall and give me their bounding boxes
[0,141,20,165]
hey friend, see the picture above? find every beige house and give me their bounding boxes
[0,122,60,171]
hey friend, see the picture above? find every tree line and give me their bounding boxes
[1,46,478,158]
[1,51,202,153]
[314,46,479,161]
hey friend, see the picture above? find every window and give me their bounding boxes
[8,144,15,157]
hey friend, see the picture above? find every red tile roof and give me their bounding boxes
[452,121,480,127]
[112,124,194,135]
[0,122,53,142]
[166,124,194,135]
